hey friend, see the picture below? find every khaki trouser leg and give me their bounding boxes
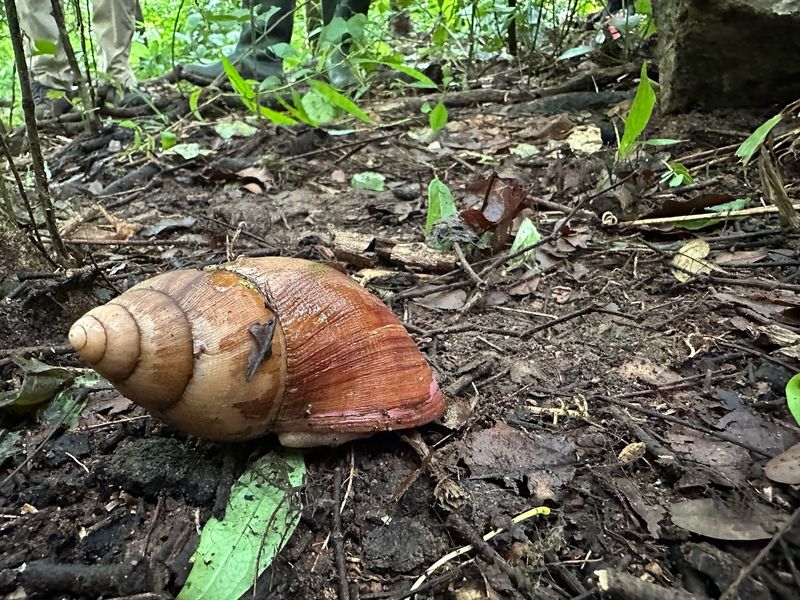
[16,0,72,89]
[93,0,137,87]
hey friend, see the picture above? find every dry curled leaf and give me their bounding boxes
[618,442,646,464]
[671,238,715,282]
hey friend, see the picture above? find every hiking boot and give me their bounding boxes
[98,83,152,108]
[31,80,72,118]
[182,0,293,85]
[182,55,284,85]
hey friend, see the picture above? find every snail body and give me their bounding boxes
[69,257,445,446]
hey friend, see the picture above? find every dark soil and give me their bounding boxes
[1,60,800,600]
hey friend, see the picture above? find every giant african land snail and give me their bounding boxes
[68,257,445,447]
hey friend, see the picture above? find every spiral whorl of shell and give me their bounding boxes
[69,257,445,445]
[69,268,286,440]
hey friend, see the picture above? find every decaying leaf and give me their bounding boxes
[617,442,646,464]
[758,145,800,229]
[764,442,800,484]
[461,422,575,502]
[671,238,715,283]
[460,174,527,252]
[566,124,604,154]
[670,498,787,541]
[0,356,75,409]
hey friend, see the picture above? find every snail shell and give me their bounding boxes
[68,257,445,446]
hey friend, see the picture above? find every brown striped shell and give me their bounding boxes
[68,257,445,446]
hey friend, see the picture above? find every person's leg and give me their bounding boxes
[182,0,295,84]
[16,0,72,90]
[92,0,137,88]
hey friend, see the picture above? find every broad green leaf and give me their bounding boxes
[320,16,349,46]
[163,143,212,160]
[351,171,385,191]
[674,217,720,231]
[33,39,57,56]
[706,198,750,213]
[511,143,539,158]
[269,42,297,59]
[557,45,594,61]
[618,62,656,160]
[736,113,783,167]
[308,80,372,124]
[660,161,694,187]
[160,131,178,151]
[214,121,258,140]
[506,218,541,270]
[38,374,98,427]
[0,356,74,409]
[785,373,800,426]
[429,101,448,133]
[178,451,305,600]
[301,90,336,124]
[425,178,456,235]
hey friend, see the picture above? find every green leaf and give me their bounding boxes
[189,88,203,120]
[178,451,305,600]
[617,62,656,160]
[674,217,720,231]
[429,101,448,133]
[222,56,253,99]
[301,90,336,124]
[735,113,783,167]
[425,178,456,235]
[351,171,385,191]
[38,375,97,427]
[308,80,372,124]
[254,104,297,126]
[0,431,22,463]
[163,142,212,160]
[511,143,539,158]
[557,45,594,61]
[214,121,258,140]
[320,16,349,46]
[785,373,800,426]
[660,161,694,187]
[706,198,750,213]
[506,218,541,271]
[642,138,682,147]
[33,39,58,56]
[0,356,74,409]
[354,61,438,89]
[160,131,178,151]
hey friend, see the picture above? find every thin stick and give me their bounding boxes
[621,203,800,226]
[332,463,349,600]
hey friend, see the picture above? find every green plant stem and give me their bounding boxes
[1,0,69,262]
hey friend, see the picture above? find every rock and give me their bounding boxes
[654,0,800,111]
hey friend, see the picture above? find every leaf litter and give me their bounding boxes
[2,54,800,600]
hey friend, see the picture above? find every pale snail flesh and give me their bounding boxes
[68,257,446,447]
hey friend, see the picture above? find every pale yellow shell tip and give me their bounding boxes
[68,316,107,364]
[68,322,87,351]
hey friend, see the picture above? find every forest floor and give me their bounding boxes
[1,58,800,600]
